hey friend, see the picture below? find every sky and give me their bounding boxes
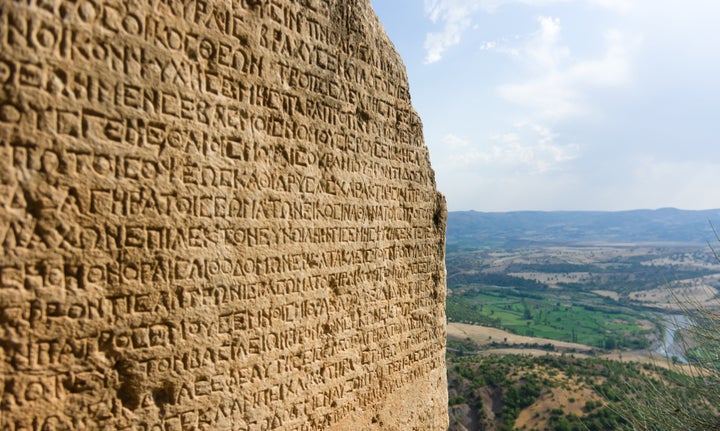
[370,0,720,211]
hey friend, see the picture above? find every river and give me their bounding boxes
[655,313,690,363]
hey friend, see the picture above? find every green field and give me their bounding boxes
[447,287,654,349]
[445,243,720,351]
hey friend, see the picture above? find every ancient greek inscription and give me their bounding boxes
[0,0,448,429]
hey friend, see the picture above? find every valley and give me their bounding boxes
[445,209,720,430]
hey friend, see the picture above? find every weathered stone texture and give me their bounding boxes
[0,0,448,429]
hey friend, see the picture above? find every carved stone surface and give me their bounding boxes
[0,0,448,429]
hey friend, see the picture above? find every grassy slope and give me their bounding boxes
[447,351,711,431]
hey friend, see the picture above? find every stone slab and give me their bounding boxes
[0,0,448,429]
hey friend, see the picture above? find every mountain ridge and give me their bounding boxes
[448,208,720,248]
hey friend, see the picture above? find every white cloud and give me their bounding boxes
[444,122,578,173]
[499,77,585,120]
[498,19,638,120]
[423,0,483,63]
[525,16,568,72]
[422,0,630,62]
[479,41,497,50]
[567,30,636,85]
[442,133,471,148]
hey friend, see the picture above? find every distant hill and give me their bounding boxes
[447,208,720,248]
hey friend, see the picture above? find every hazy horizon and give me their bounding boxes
[372,1,720,213]
[449,207,720,213]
